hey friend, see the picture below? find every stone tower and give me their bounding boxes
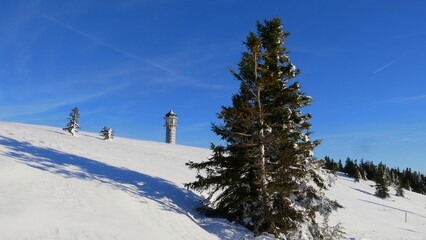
[164,110,178,144]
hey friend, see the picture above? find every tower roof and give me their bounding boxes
[165,110,177,118]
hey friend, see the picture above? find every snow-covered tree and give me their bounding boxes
[395,175,405,197]
[375,162,390,199]
[358,162,367,180]
[395,181,405,197]
[322,221,346,240]
[100,126,114,141]
[354,167,361,183]
[63,107,80,136]
[185,17,341,239]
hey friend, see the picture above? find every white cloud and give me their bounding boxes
[0,84,130,120]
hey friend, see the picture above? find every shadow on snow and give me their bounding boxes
[0,136,251,240]
[357,199,426,219]
[350,187,377,198]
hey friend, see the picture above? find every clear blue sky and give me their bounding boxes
[1,1,426,173]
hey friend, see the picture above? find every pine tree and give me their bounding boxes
[401,168,412,191]
[63,107,80,136]
[324,156,339,173]
[343,158,356,177]
[375,162,390,199]
[353,166,361,183]
[395,176,405,197]
[358,161,367,180]
[322,220,346,240]
[185,17,341,239]
[362,161,377,180]
[338,160,344,172]
[100,126,114,141]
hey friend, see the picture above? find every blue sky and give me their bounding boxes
[1,0,426,172]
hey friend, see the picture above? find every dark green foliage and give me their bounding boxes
[185,17,341,238]
[323,157,426,196]
[100,126,114,141]
[324,156,339,173]
[395,177,405,197]
[361,161,378,181]
[405,169,426,194]
[375,163,390,199]
[358,161,367,180]
[353,167,361,183]
[63,107,80,136]
[343,158,357,178]
[338,160,344,172]
[401,169,413,190]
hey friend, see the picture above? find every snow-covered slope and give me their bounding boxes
[327,173,426,240]
[0,122,425,239]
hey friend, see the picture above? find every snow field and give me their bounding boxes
[327,174,426,239]
[0,122,425,239]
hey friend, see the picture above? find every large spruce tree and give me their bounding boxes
[186,17,341,239]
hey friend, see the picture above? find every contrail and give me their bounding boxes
[373,58,399,74]
[40,15,226,90]
[41,15,175,75]
[379,94,426,104]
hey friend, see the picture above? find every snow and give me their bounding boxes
[0,122,264,240]
[0,122,425,240]
[327,173,426,240]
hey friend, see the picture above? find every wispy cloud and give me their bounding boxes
[40,15,227,90]
[0,84,130,120]
[375,94,426,104]
[40,14,175,75]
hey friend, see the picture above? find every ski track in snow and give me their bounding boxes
[0,122,425,239]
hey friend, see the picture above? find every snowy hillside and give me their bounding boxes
[0,122,425,240]
[327,174,426,239]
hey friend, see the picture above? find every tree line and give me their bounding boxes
[323,156,426,198]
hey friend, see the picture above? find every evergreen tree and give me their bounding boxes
[100,126,114,141]
[395,176,405,197]
[362,161,377,180]
[401,168,412,191]
[63,107,80,136]
[338,160,344,172]
[322,221,346,240]
[375,162,390,199]
[389,169,397,185]
[185,17,341,239]
[410,171,424,193]
[343,158,356,177]
[323,157,426,196]
[358,161,367,180]
[324,156,332,170]
[353,166,361,183]
[324,156,339,173]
